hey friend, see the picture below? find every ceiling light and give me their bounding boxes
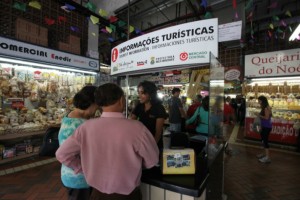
[289,24,300,41]
[0,57,97,75]
[251,76,300,81]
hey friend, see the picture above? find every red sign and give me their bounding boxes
[111,48,118,62]
[245,117,298,145]
[11,101,24,109]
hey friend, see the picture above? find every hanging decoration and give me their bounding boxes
[85,2,96,13]
[200,0,208,9]
[108,37,115,42]
[268,1,278,9]
[106,26,112,33]
[28,1,41,10]
[245,0,253,11]
[99,9,108,17]
[121,33,127,38]
[45,17,55,25]
[268,30,272,38]
[61,5,70,12]
[90,15,99,24]
[285,10,292,17]
[246,11,253,20]
[70,26,80,32]
[276,28,283,33]
[269,23,274,29]
[13,2,27,12]
[58,16,67,24]
[100,28,108,33]
[281,32,285,39]
[135,28,141,34]
[129,25,135,33]
[109,16,118,23]
[280,20,287,27]
[65,3,76,11]
[272,15,279,21]
[117,20,126,27]
[235,11,239,19]
[204,12,213,19]
[232,0,237,9]
[109,24,116,32]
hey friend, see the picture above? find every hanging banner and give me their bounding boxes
[245,48,300,78]
[111,18,218,75]
[0,36,99,71]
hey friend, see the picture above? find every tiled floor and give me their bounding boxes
[0,125,300,200]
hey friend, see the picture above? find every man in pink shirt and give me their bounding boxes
[56,83,159,200]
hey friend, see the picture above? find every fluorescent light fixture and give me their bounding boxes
[163,84,182,87]
[251,76,300,81]
[289,24,300,41]
[0,57,97,75]
[100,63,111,68]
[250,76,300,86]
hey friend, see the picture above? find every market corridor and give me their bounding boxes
[0,125,300,200]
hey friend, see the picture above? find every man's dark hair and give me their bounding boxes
[95,83,124,106]
[171,88,181,94]
[202,96,209,111]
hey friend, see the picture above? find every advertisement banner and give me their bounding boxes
[0,36,99,71]
[111,18,218,75]
[245,117,298,145]
[245,48,300,78]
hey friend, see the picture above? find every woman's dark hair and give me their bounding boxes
[258,95,269,109]
[73,85,97,110]
[95,83,124,106]
[138,81,160,104]
[202,96,209,111]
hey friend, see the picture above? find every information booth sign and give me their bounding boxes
[111,18,218,76]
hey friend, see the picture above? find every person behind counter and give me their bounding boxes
[56,83,159,200]
[168,88,186,133]
[186,96,209,136]
[58,85,98,200]
[131,81,167,150]
[186,95,202,134]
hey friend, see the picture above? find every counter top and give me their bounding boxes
[142,159,208,197]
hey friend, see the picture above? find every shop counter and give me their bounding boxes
[141,166,208,200]
[140,145,224,200]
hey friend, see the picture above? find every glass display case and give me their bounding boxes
[244,76,300,146]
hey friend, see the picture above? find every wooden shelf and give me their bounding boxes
[0,152,39,165]
[0,130,46,140]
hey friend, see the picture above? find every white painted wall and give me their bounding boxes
[92,0,129,16]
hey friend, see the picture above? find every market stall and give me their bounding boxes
[0,36,100,163]
[111,18,225,200]
[244,48,300,148]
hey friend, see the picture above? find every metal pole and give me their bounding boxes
[125,0,130,118]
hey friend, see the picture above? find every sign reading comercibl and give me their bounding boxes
[0,36,99,71]
[245,48,300,78]
[111,18,218,75]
